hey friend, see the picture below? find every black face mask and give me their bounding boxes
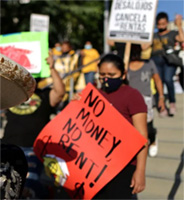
[101,77,123,93]
[158,28,167,33]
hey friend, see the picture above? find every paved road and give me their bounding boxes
[138,93,184,200]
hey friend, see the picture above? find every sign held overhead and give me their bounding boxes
[108,0,158,43]
[30,13,50,32]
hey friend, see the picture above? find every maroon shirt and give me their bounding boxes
[99,85,147,124]
[99,85,147,166]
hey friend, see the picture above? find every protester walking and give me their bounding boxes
[39,41,86,110]
[81,41,100,85]
[128,44,165,157]
[1,52,65,199]
[74,54,148,199]
[94,54,148,199]
[151,12,184,116]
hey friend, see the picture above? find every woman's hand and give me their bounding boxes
[71,92,82,101]
[174,14,183,27]
[130,168,146,194]
[158,97,165,112]
[46,52,55,69]
[131,113,147,194]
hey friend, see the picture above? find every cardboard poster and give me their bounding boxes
[30,13,50,32]
[0,32,50,78]
[108,0,158,43]
[34,83,147,199]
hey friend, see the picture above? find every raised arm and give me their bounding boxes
[175,15,184,42]
[131,112,148,194]
[46,52,65,107]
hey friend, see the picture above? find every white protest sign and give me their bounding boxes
[0,41,42,74]
[30,13,50,32]
[108,0,158,43]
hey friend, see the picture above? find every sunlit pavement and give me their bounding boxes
[138,93,184,200]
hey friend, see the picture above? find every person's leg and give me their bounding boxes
[163,65,176,103]
[148,120,158,157]
[163,65,177,115]
[147,121,157,145]
[152,56,168,116]
[152,56,165,81]
[84,72,95,85]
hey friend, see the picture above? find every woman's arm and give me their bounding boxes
[46,52,66,107]
[175,15,184,42]
[130,112,148,194]
[152,73,165,112]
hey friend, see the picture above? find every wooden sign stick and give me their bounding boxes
[123,42,131,72]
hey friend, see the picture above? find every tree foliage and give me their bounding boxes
[1,0,108,53]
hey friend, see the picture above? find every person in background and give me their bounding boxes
[81,41,100,85]
[38,41,86,110]
[1,53,65,199]
[55,41,85,104]
[151,12,184,116]
[113,42,126,59]
[52,42,62,60]
[95,54,148,199]
[74,54,148,199]
[128,44,165,157]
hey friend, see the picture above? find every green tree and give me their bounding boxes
[1,0,107,53]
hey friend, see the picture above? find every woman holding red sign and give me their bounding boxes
[74,54,148,199]
[91,54,148,199]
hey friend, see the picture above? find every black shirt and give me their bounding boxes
[2,88,55,147]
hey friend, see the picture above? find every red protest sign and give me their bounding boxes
[34,83,147,199]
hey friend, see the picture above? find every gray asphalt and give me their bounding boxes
[138,93,184,200]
